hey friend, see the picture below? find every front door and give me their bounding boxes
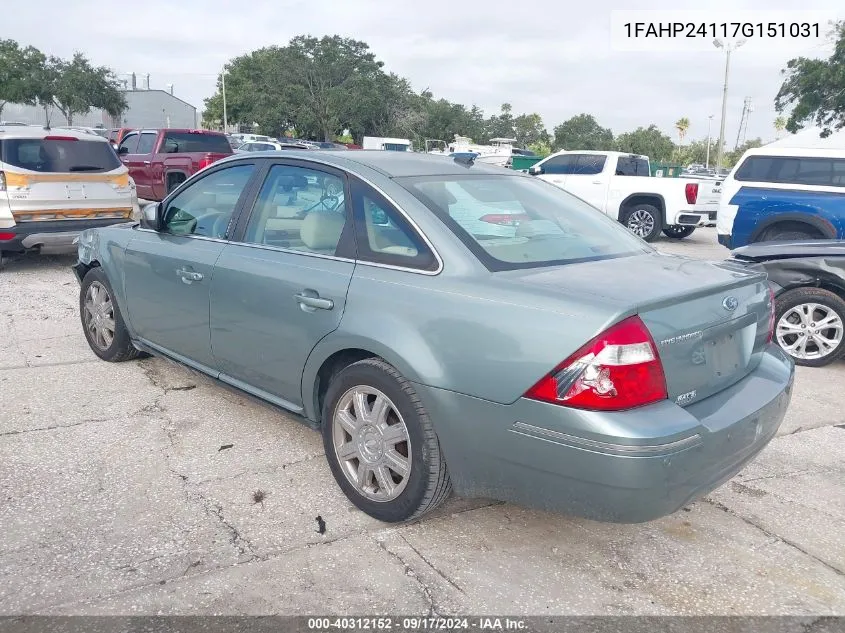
[123,162,259,370]
[560,153,610,211]
[210,161,356,409]
[537,153,575,189]
[132,131,159,199]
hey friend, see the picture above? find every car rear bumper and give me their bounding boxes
[670,211,708,226]
[415,345,794,523]
[0,219,134,253]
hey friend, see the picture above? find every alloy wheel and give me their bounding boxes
[83,281,116,351]
[626,209,655,238]
[331,386,411,502]
[776,302,844,360]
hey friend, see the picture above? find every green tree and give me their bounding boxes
[774,115,786,139]
[674,117,690,145]
[484,103,515,142]
[552,114,614,151]
[48,52,126,125]
[675,138,718,166]
[0,40,46,120]
[512,112,550,148]
[724,138,763,168]
[615,125,675,162]
[775,20,845,137]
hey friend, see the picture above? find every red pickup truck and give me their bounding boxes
[116,129,232,201]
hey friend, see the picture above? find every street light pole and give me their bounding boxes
[221,71,228,133]
[705,114,713,169]
[713,38,745,172]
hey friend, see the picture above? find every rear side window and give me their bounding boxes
[162,132,231,154]
[616,156,650,176]
[0,138,121,173]
[735,156,845,187]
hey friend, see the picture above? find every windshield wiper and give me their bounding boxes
[69,165,104,172]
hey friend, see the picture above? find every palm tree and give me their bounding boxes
[675,117,690,146]
[774,116,786,139]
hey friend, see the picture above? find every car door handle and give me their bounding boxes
[176,268,203,283]
[143,161,151,165]
[294,292,334,311]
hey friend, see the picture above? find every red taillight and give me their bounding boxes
[766,287,776,344]
[44,135,78,141]
[480,213,531,226]
[0,231,16,241]
[197,154,217,170]
[685,182,699,205]
[524,315,668,411]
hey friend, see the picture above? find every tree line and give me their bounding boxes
[0,40,126,126]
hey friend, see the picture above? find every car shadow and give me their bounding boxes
[1,251,77,273]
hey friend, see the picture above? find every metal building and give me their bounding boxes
[1,89,198,129]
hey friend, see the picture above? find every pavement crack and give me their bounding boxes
[192,489,258,559]
[705,498,845,578]
[375,536,440,617]
[398,532,465,595]
[0,418,105,437]
[281,453,325,469]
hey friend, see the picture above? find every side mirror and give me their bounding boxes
[529,164,544,176]
[140,202,162,231]
[117,145,129,155]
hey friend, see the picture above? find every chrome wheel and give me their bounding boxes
[776,302,844,360]
[83,281,116,351]
[331,386,411,502]
[626,208,655,238]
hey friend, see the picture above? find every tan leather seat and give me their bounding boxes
[300,212,345,253]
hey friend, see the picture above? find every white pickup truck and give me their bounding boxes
[528,150,713,242]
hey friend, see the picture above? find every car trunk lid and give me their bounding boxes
[495,252,772,407]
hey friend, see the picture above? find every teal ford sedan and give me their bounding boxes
[73,151,794,523]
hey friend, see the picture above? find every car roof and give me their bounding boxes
[742,146,845,158]
[0,125,110,142]
[216,149,519,177]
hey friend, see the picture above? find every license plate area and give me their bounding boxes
[704,323,756,381]
[65,184,86,200]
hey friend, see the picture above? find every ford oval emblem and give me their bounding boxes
[722,296,739,311]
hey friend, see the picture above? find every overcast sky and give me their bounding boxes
[3,0,842,144]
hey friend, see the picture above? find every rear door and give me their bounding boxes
[562,154,610,211]
[123,161,260,370]
[209,160,356,410]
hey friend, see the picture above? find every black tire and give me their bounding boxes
[761,222,823,243]
[621,204,662,242]
[321,358,452,522]
[79,267,142,362]
[774,287,845,367]
[662,225,696,239]
[166,173,186,194]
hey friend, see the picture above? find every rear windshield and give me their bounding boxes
[162,132,231,154]
[400,174,650,271]
[0,138,121,173]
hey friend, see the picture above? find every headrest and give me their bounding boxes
[300,212,345,250]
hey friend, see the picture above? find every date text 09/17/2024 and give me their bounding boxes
[307,617,527,630]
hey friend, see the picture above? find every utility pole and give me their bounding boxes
[713,38,745,171]
[705,114,714,169]
[222,71,228,133]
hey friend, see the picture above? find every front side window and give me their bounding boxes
[243,164,350,255]
[118,133,139,154]
[136,132,157,154]
[163,164,256,238]
[401,174,650,271]
[350,179,436,271]
[540,154,576,175]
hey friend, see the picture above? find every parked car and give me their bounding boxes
[732,239,845,366]
[73,151,793,524]
[236,140,316,153]
[116,129,232,201]
[0,125,137,263]
[717,146,845,250]
[529,151,712,241]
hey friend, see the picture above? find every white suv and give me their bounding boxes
[0,125,138,262]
